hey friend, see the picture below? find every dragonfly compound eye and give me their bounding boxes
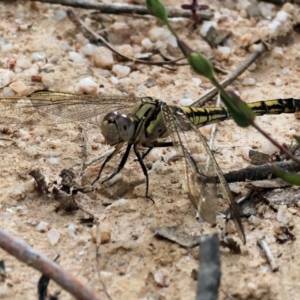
[101,112,135,145]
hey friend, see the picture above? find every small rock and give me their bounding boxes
[277,206,290,224]
[152,160,164,172]
[141,38,154,50]
[16,58,32,70]
[112,64,130,78]
[1,43,13,52]
[68,223,76,238]
[76,77,98,95]
[148,27,170,42]
[200,21,217,37]
[152,268,170,287]
[275,78,282,86]
[242,77,256,86]
[36,221,49,232]
[116,44,135,58]
[275,10,290,22]
[48,157,60,164]
[53,9,67,21]
[31,52,45,62]
[110,76,119,85]
[69,51,84,62]
[0,69,16,87]
[93,47,114,69]
[47,228,60,245]
[179,98,194,106]
[9,81,28,94]
[2,87,15,97]
[106,198,128,210]
[281,67,290,74]
[248,215,261,226]
[80,43,97,56]
[145,77,156,88]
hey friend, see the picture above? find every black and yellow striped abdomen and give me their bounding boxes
[183,98,300,127]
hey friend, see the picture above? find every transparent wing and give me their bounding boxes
[162,104,245,243]
[0,91,140,125]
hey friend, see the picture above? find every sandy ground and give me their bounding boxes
[1,0,300,299]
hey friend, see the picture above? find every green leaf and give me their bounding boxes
[272,165,300,186]
[146,0,168,23]
[220,91,255,128]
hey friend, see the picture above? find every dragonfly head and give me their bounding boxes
[101,111,135,145]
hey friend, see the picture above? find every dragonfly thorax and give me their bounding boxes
[101,111,135,145]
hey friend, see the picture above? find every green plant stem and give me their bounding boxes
[251,121,300,165]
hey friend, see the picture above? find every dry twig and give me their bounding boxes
[0,227,102,300]
[25,0,211,19]
[67,10,184,69]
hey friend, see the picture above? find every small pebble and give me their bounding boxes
[47,228,60,245]
[1,43,13,52]
[31,52,46,62]
[48,157,60,164]
[275,10,290,22]
[273,47,283,58]
[217,46,231,59]
[69,51,84,62]
[200,21,217,37]
[76,77,98,95]
[167,35,177,47]
[53,9,67,21]
[248,215,261,226]
[93,47,114,69]
[248,63,257,71]
[281,67,290,74]
[9,81,28,94]
[242,77,256,86]
[68,223,76,238]
[36,221,49,232]
[141,38,154,50]
[277,206,290,224]
[268,20,280,31]
[275,78,282,86]
[116,44,135,58]
[0,70,15,87]
[2,87,15,97]
[112,64,130,78]
[25,146,38,157]
[152,160,164,172]
[260,140,277,155]
[110,76,119,85]
[80,43,97,56]
[148,27,170,42]
[180,98,194,106]
[152,268,170,287]
[192,77,202,86]
[16,58,32,69]
[106,198,128,209]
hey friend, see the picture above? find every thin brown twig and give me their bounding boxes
[24,0,211,20]
[0,227,102,300]
[67,10,183,69]
[192,42,268,107]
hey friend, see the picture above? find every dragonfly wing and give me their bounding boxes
[162,104,246,243]
[162,104,218,224]
[0,91,138,125]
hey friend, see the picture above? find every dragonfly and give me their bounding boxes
[1,91,299,243]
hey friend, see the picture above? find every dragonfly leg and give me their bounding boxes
[133,144,154,203]
[92,142,124,185]
[101,143,132,184]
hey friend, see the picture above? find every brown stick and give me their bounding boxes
[223,160,300,183]
[67,10,184,69]
[24,0,211,20]
[0,227,102,300]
